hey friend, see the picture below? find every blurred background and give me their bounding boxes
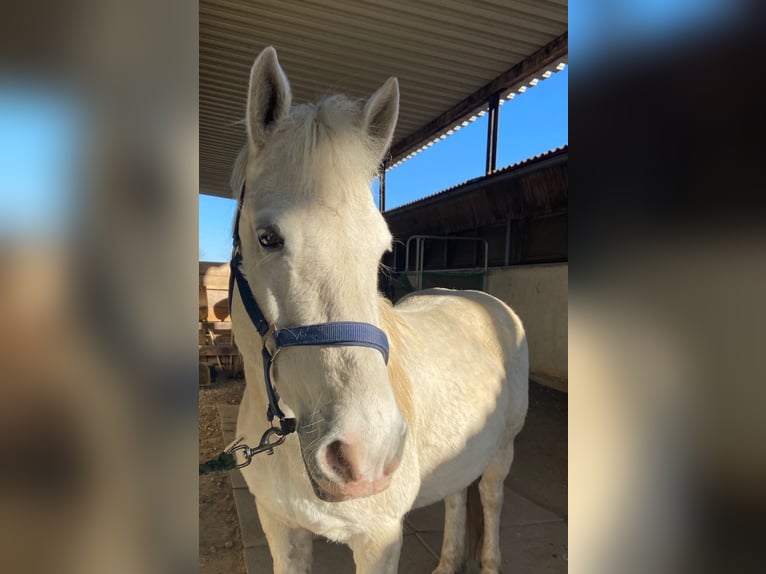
[569,1,766,573]
[1,0,765,573]
[0,1,197,573]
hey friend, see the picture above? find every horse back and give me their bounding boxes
[392,288,528,427]
[394,287,527,376]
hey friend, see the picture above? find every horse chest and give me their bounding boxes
[236,408,378,540]
[239,448,366,539]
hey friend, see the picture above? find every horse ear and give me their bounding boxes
[362,77,399,163]
[247,46,292,148]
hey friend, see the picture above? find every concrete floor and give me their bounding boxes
[218,381,567,573]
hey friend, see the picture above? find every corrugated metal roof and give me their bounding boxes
[200,0,568,198]
[385,144,568,213]
[384,145,568,239]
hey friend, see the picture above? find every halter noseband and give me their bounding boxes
[228,184,390,436]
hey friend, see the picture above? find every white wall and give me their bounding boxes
[486,264,568,391]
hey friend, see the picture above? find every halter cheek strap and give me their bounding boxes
[228,185,389,436]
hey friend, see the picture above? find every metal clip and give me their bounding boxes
[226,427,287,469]
[261,323,281,360]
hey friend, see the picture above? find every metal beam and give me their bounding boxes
[486,93,500,174]
[379,161,387,212]
[389,32,567,163]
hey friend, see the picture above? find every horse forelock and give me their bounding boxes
[233,94,380,205]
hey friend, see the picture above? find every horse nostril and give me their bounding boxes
[324,440,357,483]
[383,456,400,477]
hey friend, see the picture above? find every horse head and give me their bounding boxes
[232,47,407,501]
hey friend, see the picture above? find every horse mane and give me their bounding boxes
[378,297,416,431]
[229,145,249,200]
[230,94,381,201]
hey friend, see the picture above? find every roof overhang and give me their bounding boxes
[385,145,568,238]
[200,0,568,198]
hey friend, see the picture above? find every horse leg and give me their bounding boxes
[477,441,515,574]
[348,519,403,574]
[433,489,467,574]
[256,502,313,574]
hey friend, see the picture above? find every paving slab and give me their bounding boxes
[244,545,273,573]
[498,522,568,573]
[405,487,562,533]
[229,467,249,490]
[218,404,239,424]
[417,521,568,574]
[397,534,440,572]
[217,405,250,489]
[217,404,239,438]
[506,382,568,517]
[232,488,267,548]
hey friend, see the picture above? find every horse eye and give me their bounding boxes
[257,227,284,250]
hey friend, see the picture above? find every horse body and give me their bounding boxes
[230,47,528,573]
[393,290,528,511]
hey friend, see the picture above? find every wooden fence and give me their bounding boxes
[199,262,242,381]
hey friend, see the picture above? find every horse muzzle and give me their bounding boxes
[308,472,394,502]
[306,427,406,502]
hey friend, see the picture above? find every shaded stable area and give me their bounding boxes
[383,146,568,271]
[214,381,566,573]
[381,147,568,391]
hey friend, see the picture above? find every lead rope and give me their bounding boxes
[199,427,288,476]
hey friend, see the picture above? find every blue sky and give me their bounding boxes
[0,85,80,240]
[376,67,568,212]
[199,195,239,261]
[199,67,568,262]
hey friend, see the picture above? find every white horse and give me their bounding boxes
[231,47,528,574]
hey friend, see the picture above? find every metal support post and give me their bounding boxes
[486,93,500,174]
[379,160,387,212]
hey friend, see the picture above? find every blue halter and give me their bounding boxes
[228,185,390,436]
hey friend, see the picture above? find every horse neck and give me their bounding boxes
[378,296,416,429]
